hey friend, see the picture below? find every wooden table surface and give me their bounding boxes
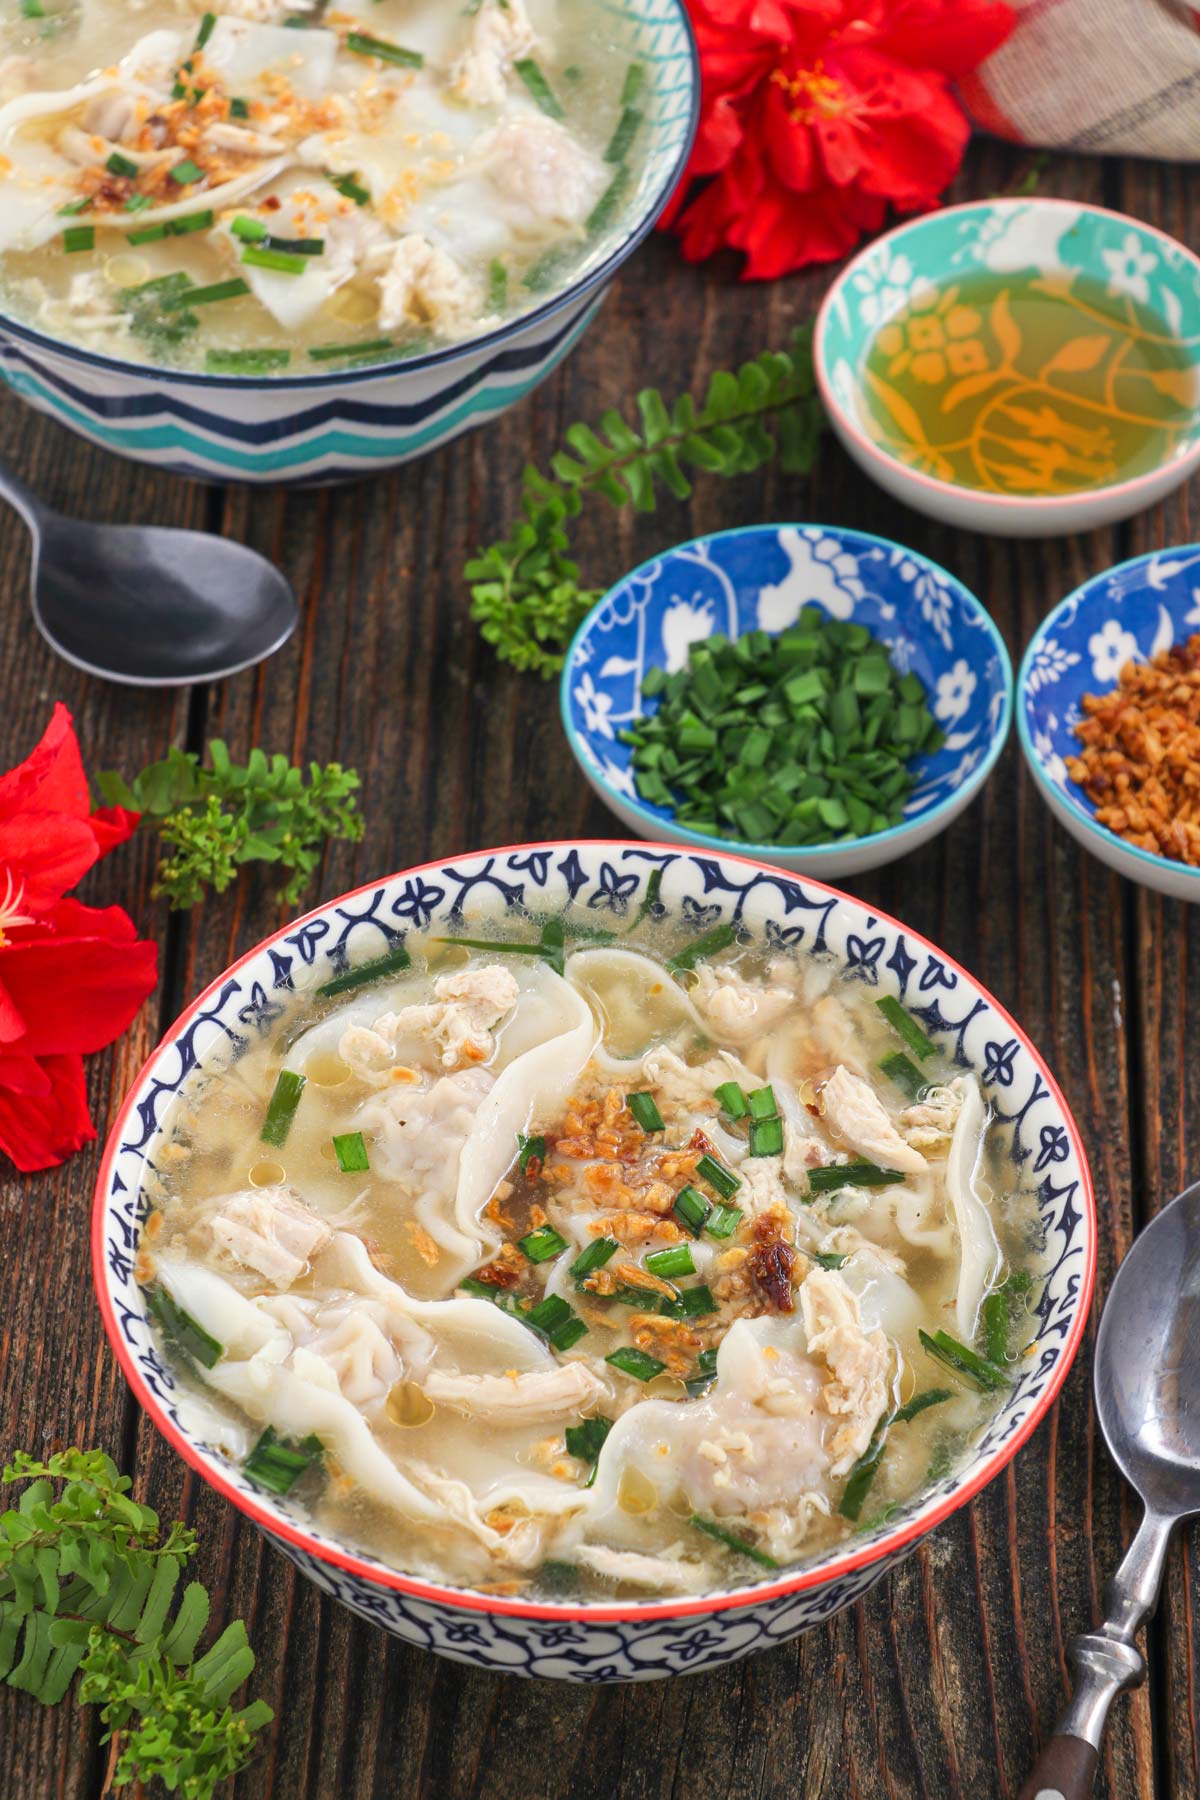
[1,138,1196,1800]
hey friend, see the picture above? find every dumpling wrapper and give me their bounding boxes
[944,1075,1002,1342]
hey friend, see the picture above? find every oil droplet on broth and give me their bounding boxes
[617,1466,658,1516]
[386,1380,435,1428]
[105,254,150,289]
[305,1051,351,1088]
[859,267,1200,496]
[249,1159,286,1187]
[644,1374,688,1403]
[326,281,379,326]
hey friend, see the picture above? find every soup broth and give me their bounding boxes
[141,912,1041,1599]
[0,0,644,373]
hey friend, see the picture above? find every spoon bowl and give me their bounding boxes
[1,462,297,686]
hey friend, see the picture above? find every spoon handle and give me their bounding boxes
[0,459,43,532]
[1018,1507,1172,1800]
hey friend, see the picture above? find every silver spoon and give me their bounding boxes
[0,459,297,686]
[1019,1176,1200,1800]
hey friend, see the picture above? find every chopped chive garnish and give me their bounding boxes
[524,1293,586,1350]
[875,995,937,1059]
[666,923,736,975]
[487,257,508,311]
[690,1514,778,1569]
[586,161,631,234]
[540,1559,578,1589]
[346,30,423,66]
[231,214,267,241]
[329,169,369,204]
[808,1160,904,1194]
[431,918,566,976]
[166,209,214,238]
[748,1118,783,1158]
[667,1284,716,1319]
[106,150,139,178]
[123,193,153,213]
[162,278,248,309]
[194,8,216,47]
[332,1130,369,1173]
[919,1328,1012,1393]
[747,1085,778,1121]
[517,1132,546,1173]
[626,1091,665,1133]
[459,1277,499,1299]
[57,196,92,216]
[606,1346,666,1382]
[839,1416,890,1521]
[714,1081,749,1120]
[611,1283,670,1310]
[705,1204,743,1240]
[673,1184,712,1237]
[565,1416,612,1464]
[811,1250,848,1270]
[519,1225,569,1264]
[261,1069,306,1147]
[513,57,564,119]
[620,61,645,106]
[308,337,394,361]
[696,1153,740,1200]
[262,235,324,256]
[982,1270,1034,1364]
[316,943,411,998]
[629,865,663,928]
[244,1426,323,1496]
[604,104,642,164]
[569,1236,620,1281]
[20,0,44,15]
[893,1387,954,1424]
[205,347,291,373]
[169,159,204,184]
[229,96,250,118]
[241,244,308,275]
[878,1050,928,1099]
[645,1244,695,1279]
[126,224,168,244]
[685,1347,719,1398]
[150,1287,222,1369]
[63,226,94,253]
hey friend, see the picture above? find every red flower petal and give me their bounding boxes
[0,812,101,911]
[89,805,141,856]
[0,1052,95,1172]
[0,903,157,1056]
[0,702,91,823]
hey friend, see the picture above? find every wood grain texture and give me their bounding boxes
[0,137,1191,1799]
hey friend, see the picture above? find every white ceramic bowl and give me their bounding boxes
[1018,545,1200,901]
[93,840,1094,1681]
[0,3,697,485]
[560,524,1013,878]
[815,199,1200,536]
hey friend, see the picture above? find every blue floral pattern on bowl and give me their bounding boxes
[560,525,1012,876]
[93,842,1094,1681]
[1018,546,1200,895]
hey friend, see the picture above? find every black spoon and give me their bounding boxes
[0,459,297,686]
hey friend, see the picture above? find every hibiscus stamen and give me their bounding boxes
[770,59,854,124]
[0,869,34,948]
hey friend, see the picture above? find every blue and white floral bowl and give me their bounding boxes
[815,199,1200,536]
[93,842,1094,1680]
[560,525,1013,877]
[1018,546,1200,901]
[0,1,697,485]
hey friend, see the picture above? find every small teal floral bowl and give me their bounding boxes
[559,523,1013,878]
[1018,546,1200,901]
[815,199,1200,537]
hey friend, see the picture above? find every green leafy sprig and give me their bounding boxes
[97,740,365,910]
[466,322,825,678]
[0,1449,271,1799]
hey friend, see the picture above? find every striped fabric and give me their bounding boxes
[962,0,1200,160]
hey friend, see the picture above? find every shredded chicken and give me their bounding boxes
[899,1084,963,1150]
[482,114,605,228]
[571,1543,711,1592]
[800,1268,891,1474]
[188,1185,332,1290]
[451,0,538,106]
[405,1462,550,1569]
[423,1361,607,1424]
[819,1064,928,1175]
[376,234,488,339]
[690,964,796,1044]
[340,964,519,1078]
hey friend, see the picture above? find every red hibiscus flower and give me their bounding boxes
[668,0,1016,279]
[0,705,157,1172]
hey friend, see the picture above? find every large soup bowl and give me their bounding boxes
[0,4,697,486]
[93,842,1095,1681]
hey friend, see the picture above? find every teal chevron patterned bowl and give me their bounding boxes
[0,2,697,486]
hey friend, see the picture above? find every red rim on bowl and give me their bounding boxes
[92,840,1097,1623]
[813,198,1200,515]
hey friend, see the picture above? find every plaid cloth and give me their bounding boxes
[960,0,1200,160]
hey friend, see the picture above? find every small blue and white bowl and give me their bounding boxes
[94,841,1095,1682]
[1018,545,1200,902]
[0,1,697,486]
[560,524,1013,878]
